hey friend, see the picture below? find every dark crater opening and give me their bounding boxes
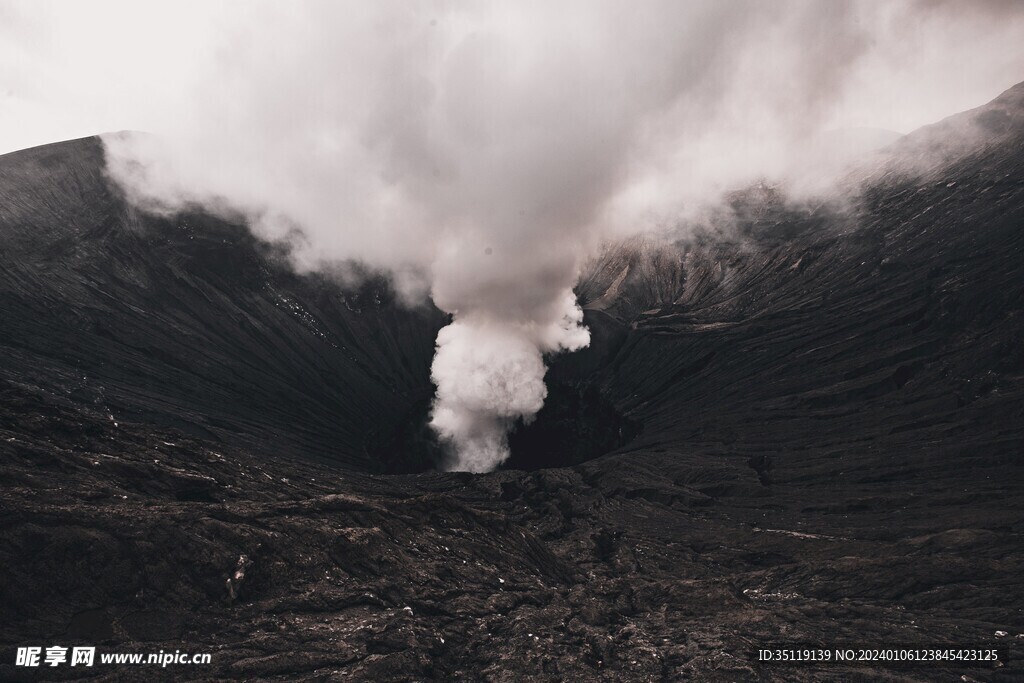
[504,381,641,471]
[365,381,640,474]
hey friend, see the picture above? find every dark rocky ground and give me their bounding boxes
[1,84,1023,681]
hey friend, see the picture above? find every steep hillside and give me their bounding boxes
[564,82,1024,479]
[0,137,447,469]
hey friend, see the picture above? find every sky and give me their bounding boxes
[2,0,1024,156]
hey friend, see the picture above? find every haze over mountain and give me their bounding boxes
[0,80,1022,680]
[88,0,1024,472]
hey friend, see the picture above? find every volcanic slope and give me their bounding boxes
[0,135,447,470]
[0,84,1022,681]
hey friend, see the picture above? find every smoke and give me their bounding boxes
[89,0,1024,470]
[430,294,589,472]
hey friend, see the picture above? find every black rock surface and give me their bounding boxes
[0,135,447,470]
[1,84,1023,681]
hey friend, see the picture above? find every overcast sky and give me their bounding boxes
[2,1,1024,155]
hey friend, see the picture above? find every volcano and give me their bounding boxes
[1,84,1022,681]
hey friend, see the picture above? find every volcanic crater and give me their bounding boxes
[0,83,1023,681]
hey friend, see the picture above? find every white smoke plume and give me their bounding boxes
[56,0,1022,471]
[429,294,590,472]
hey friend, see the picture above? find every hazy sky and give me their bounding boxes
[2,0,1024,155]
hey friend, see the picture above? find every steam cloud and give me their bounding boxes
[95,1,1024,471]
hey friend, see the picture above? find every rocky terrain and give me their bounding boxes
[1,84,1023,681]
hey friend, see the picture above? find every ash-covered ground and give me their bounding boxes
[1,85,1023,681]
